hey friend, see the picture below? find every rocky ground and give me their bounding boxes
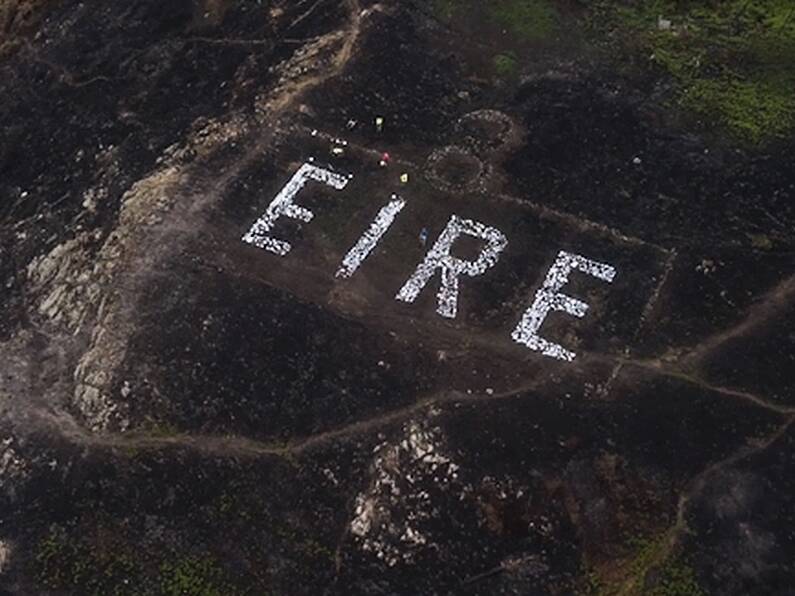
[0,0,794,594]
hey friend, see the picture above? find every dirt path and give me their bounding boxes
[602,413,793,596]
[618,414,795,595]
[681,273,795,366]
[261,0,372,115]
[621,359,795,416]
[673,414,794,539]
[1,0,371,438]
[36,349,791,466]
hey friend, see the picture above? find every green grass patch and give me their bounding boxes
[489,0,558,41]
[433,0,558,42]
[578,530,706,596]
[591,0,795,143]
[650,559,705,596]
[684,76,795,144]
[493,51,519,79]
[432,0,462,20]
[143,418,181,437]
[160,556,237,596]
[35,524,252,596]
[35,526,139,595]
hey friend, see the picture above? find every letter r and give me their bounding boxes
[396,215,508,319]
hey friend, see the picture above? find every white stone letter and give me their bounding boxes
[512,250,617,362]
[336,195,406,279]
[396,215,508,319]
[242,162,349,255]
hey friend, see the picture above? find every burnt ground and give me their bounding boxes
[0,1,794,595]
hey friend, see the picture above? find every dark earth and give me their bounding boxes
[0,0,794,594]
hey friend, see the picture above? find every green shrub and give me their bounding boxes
[493,52,519,79]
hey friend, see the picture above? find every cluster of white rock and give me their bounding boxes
[512,251,617,361]
[26,116,249,432]
[396,215,508,319]
[0,540,11,577]
[336,195,406,278]
[244,162,620,361]
[242,163,349,254]
[423,145,489,194]
[349,420,462,567]
[456,109,518,154]
[0,438,30,502]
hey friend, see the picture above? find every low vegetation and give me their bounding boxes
[433,0,559,41]
[580,530,705,596]
[591,0,795,143]
[435,0,795,143]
